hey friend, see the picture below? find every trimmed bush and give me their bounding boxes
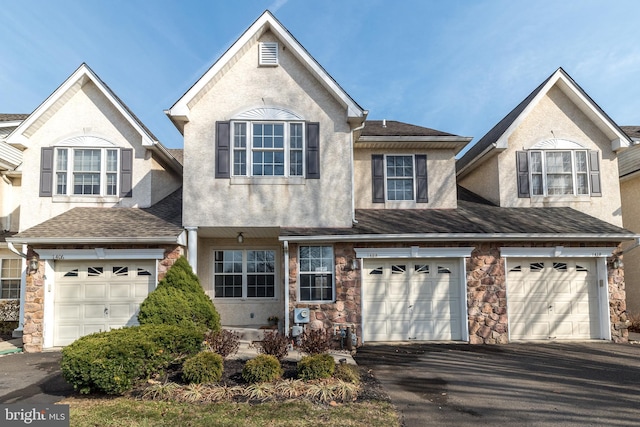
[242,355,283,383]
[138,256,221,332]
[204,329,240,358]
[297,353,335,381]
[334,363,361,384]
[182,351,224,384]
[257,331,289,360]
[60,324,203,395]
[299,328,332,355]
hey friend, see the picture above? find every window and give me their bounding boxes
[214,250,276,299]
[299,246,334,302]
[386,156,414,201]
[55,147,119,196]
[529,150,589,196]
[0,259,21,299]
[231,122,304,177]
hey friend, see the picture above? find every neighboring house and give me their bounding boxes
[3,64,184,352]
[3,11,637,352]
[619,126,640,316]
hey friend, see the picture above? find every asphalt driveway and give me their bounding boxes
[354,342,640,427]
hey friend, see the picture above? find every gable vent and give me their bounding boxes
[259,42,279,66]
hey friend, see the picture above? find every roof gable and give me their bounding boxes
[6,63,182,174]
[166,10,366,133]
[457,68,631,177]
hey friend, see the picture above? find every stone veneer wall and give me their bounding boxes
[22,245,183,353]
[287,243,361,346]
[608,247,627,343]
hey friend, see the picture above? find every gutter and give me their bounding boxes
[283,240,290,336]
[6,236,183,245]
[279,232,640,243]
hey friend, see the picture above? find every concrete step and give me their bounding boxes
[225,326,279,343]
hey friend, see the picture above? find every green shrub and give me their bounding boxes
[138,256,221,332]
[242,355,283,383]
[299,328,332,354]
[334,363,361,384]
[257,331,289,360]
[60,324,203,395]
[204,329,240,358]
[182,351,224,384]
[297,353,335,381]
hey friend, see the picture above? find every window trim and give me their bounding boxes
[298,245,335,303]
[230,120,305,178]
[54,147,120,197]
[384,154,416,202]
[212,248,278,300]
[528,149,590,197]
[0,258,22,300]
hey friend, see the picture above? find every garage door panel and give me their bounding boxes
[85,283,107,299]
[54,260,155,347]
[508,258,599,341]
[364,258,462,342]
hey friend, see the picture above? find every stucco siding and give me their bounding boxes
[354,148,458,209]
[149,156,181,205]
[458,155,500,205]
[18,80,161,231]
[182,31,352,228]
[497,86,623,226]
[621,176,640,314]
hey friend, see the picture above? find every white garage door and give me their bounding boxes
[363,259,462,342]
[508,258,600,340]
[54,261,156,346]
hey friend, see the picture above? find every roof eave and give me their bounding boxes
[279,233,638,243]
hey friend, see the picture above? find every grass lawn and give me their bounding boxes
[61,396,401,427]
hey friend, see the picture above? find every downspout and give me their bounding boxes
[350,121,366,224]
[1,172,12,231]
[283,240,290,335]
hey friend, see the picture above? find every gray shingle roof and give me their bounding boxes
[361,120,456,137]
[0,114,29,122]
[621,126,640,140]
[281,202,633,239]
[12,189,183,243]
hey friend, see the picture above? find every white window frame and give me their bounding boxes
[385,154,416,201]
[528,149,589,196]
[0,258,22,300]
[298,245,335,303]
[212,249,278,300]
[54,147,120,197]
[231,121,305,177]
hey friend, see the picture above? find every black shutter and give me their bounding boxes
[372,154,385,203]
[516,151,530,198]
[415,155,428,203]
[39,147,54,197]
[215,121,231,178]
[589,150,602,197]
[120,148,133,198]
[306,122,320,179]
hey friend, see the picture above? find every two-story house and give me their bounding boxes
[164,11,634,346]
[3,10,637,352]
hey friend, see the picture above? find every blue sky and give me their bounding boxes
[1,1,639,150]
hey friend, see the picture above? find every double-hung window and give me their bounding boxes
[232,122,304,177]
[529,150,589,196]
[55,148,119,196]
[299,246,334,302]
[386,155,414,201]
[214,250,276,298]
[0,259,21,299]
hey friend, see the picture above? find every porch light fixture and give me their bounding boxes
[237,232,244,244]
[613,259,623,269]
[28,256,39,274]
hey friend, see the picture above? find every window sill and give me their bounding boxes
[230,177,306,185]
[384,200,418,209]
[530,195,592,204]
[212,298,279,302]
[52,196,120,203]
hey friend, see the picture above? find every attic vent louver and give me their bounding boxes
[259,42,279,66]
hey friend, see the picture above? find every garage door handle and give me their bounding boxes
[104,308,109,317]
